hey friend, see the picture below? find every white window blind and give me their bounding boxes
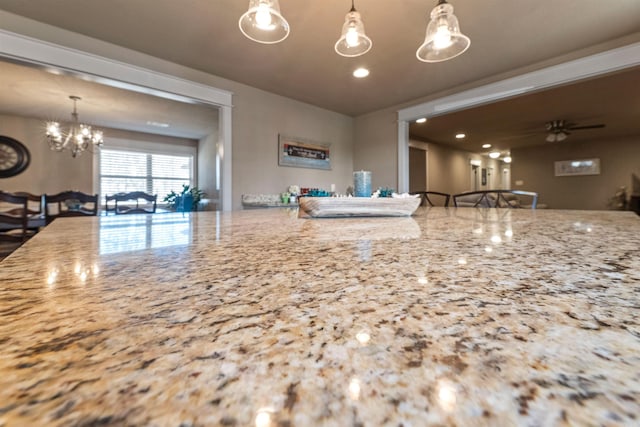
[100,149,193,204]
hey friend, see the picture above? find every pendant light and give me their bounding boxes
[416,0,470,63]
[335,0,372,57]
[239,0,290,44]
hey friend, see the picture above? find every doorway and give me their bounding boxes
[502,166,511,189]
[470,164,480,191]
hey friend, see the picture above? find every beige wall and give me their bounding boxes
[511,136,640,210]
[407,140,503,196]
[198,131,219,210]
[231,87,354,201]
[0,12,355,210]
[409,147,426,193]
[427,142,475,194]
[0,114,94,194]
[353,108,397,191]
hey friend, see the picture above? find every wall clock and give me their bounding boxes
[0,136,31,178]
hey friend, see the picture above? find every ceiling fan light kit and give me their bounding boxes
[240,0,469,63]
[239,0,290,44]
[545,119,605,142]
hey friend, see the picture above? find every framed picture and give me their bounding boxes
[554,158,601,176]
[278,135,331,170]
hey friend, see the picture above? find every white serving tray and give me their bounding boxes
[299,196,421,218]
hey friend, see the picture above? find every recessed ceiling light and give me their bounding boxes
[416,118,427,123]
[503,156,512,163]
[353,68,369,78]
[489,151,501,159]
[482,143,491,148]
[455,133,466,139]
[146,121,170,128]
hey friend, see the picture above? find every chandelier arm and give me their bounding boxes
[45,95,104,157]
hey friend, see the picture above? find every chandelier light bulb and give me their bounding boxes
[239,0,289,44]
[417,0,470,63]
[335,1,372,57]
[45,95,104,158]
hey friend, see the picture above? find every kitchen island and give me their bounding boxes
[1,208,639,426]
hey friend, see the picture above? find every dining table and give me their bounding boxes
[0,207,639,426]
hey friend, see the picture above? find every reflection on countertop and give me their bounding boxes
[0,207,639,426]
[98,212,193,254]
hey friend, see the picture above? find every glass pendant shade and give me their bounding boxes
[239,0,290,44]
[546,131,568,143]
[335,4,372,57]
[416,0,470,63]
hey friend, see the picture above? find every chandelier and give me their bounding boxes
[239,0,470,63]
[46,96,104,158]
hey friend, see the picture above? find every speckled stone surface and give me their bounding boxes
[1,208,639,426]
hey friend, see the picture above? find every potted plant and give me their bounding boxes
[164,184,205,211]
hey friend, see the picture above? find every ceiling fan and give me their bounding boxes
[545,119,605,142]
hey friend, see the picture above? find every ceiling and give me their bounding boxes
[0,1,639,148]
[0,0,639,117]
[0,60,217,140]
[409,66,640,155]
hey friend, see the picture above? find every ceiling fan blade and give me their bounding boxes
[568,124,605,130]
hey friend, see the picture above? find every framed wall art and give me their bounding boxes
[554,158,601,176]
[278,135,331,170]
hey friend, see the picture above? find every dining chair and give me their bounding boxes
[0,191,30,259]
[113,191,157,214]
[44,191,99,224]
[411,191,451,207]
[452,191,496,208]
[498,190,538,209]
[453,190,538,209]
[12,192,45,231]
[104,193,123,215]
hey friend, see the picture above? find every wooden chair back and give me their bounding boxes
[411,191,451,207]
[0,192,29,258]
[104,193,124,215]
[453,190,538,209]
[44,191,99,224]
[113,192,157,214]
[11,192,43,216]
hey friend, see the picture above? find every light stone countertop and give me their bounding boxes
[0,208,639,426]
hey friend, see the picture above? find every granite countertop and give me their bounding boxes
[1,208,639,426]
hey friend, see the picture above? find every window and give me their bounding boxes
[100,149,194,205]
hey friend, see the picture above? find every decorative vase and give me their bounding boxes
[353,170,372,197]
[180,194,194,212]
